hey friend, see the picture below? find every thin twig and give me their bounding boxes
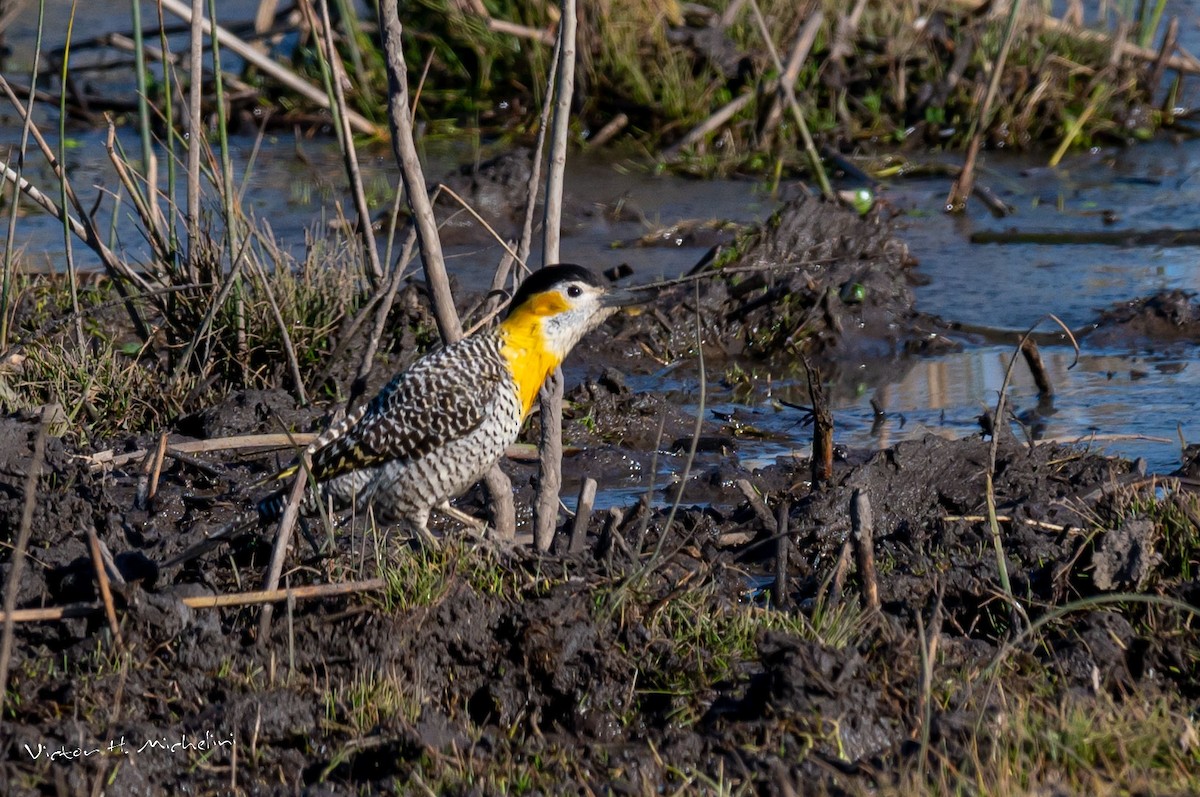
[349,228,417,407]
[761,10,823,139]
[984,314,1079,631]
[378,1,460,343]
[0,579,388,623]
[746,0,832,199]
[0,412,48,719]
[946,0,1023,211]
[85,525,124,648]
[313,0,384,286]
[257,452,312,640]
[159,0,378,135]
[532,0,578,553]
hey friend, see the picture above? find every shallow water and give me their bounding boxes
[6,3,1200,484]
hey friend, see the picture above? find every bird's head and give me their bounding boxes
[501,264,646,360]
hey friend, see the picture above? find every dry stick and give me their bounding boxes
[149,432,169,503]
[435,184,524,267]
[736,478,776,530]
[0,579,387,623]
[0,76,154,296]
[84,526,123,648]
[567,477,597,554]
[349,228,417,407]
[947,0,1200,73]
[247,255,309,405]
[0,160,145,295]
[850,489,879,613]
[89,432,319,469]
[379,3,460,343]
[586,113,628,149]
[496,27,561,304]
[382,2,516,539]
[532,0,578,553]
[104,122,173,272]
[761,10,824,140]
[313,0,383,286]
[0,414,47,720]
[257,453,311,641]
[773,499,790,609]
[827,539,852,607]
[185,0,204,284]
[663,92,756,159]
[747,0,832,199]
[946,0,1023,212]
[1147,16,1179,99]
[159,0,377,135]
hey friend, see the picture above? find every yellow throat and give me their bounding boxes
[497,292,569,417]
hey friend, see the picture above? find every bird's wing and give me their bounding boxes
[302,340,508,484]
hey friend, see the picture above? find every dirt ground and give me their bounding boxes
[2,201,1199,795]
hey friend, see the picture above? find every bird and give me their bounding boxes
[164,264,643,567]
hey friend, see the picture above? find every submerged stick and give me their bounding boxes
[803,357,834,486]
[1019,337,1053,398]
[972,228,1200,246]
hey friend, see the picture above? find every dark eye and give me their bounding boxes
[566,285,583,299]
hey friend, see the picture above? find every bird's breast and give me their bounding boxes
[497,323,563,418]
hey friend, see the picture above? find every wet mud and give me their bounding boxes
[3,196,1200,795]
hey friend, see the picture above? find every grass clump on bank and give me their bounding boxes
[29,0,1191,177]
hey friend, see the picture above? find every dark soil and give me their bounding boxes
[611,193,956,368]
[3,197,1200,796]
[3,392,1199,794]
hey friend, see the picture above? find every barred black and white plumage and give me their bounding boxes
[163,264,646,568]
[255,332,518,529]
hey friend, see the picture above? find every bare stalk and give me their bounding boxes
[946,0,1024,211]
[185,0,204,284]
[1,0,45,351]
[747,0,832,199]
[378,1,459,343]
[312,0,383,286]
[0,413,48,719]
[532,0,577,553]
[378,0,516,538]
[257,453,311,640]
[57,1,85,350]
[159,0,378,135]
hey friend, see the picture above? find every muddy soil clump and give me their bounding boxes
[613,193,954,365]
[1082,288,1200,349]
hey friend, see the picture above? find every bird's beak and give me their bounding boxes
[602,285,653,309]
